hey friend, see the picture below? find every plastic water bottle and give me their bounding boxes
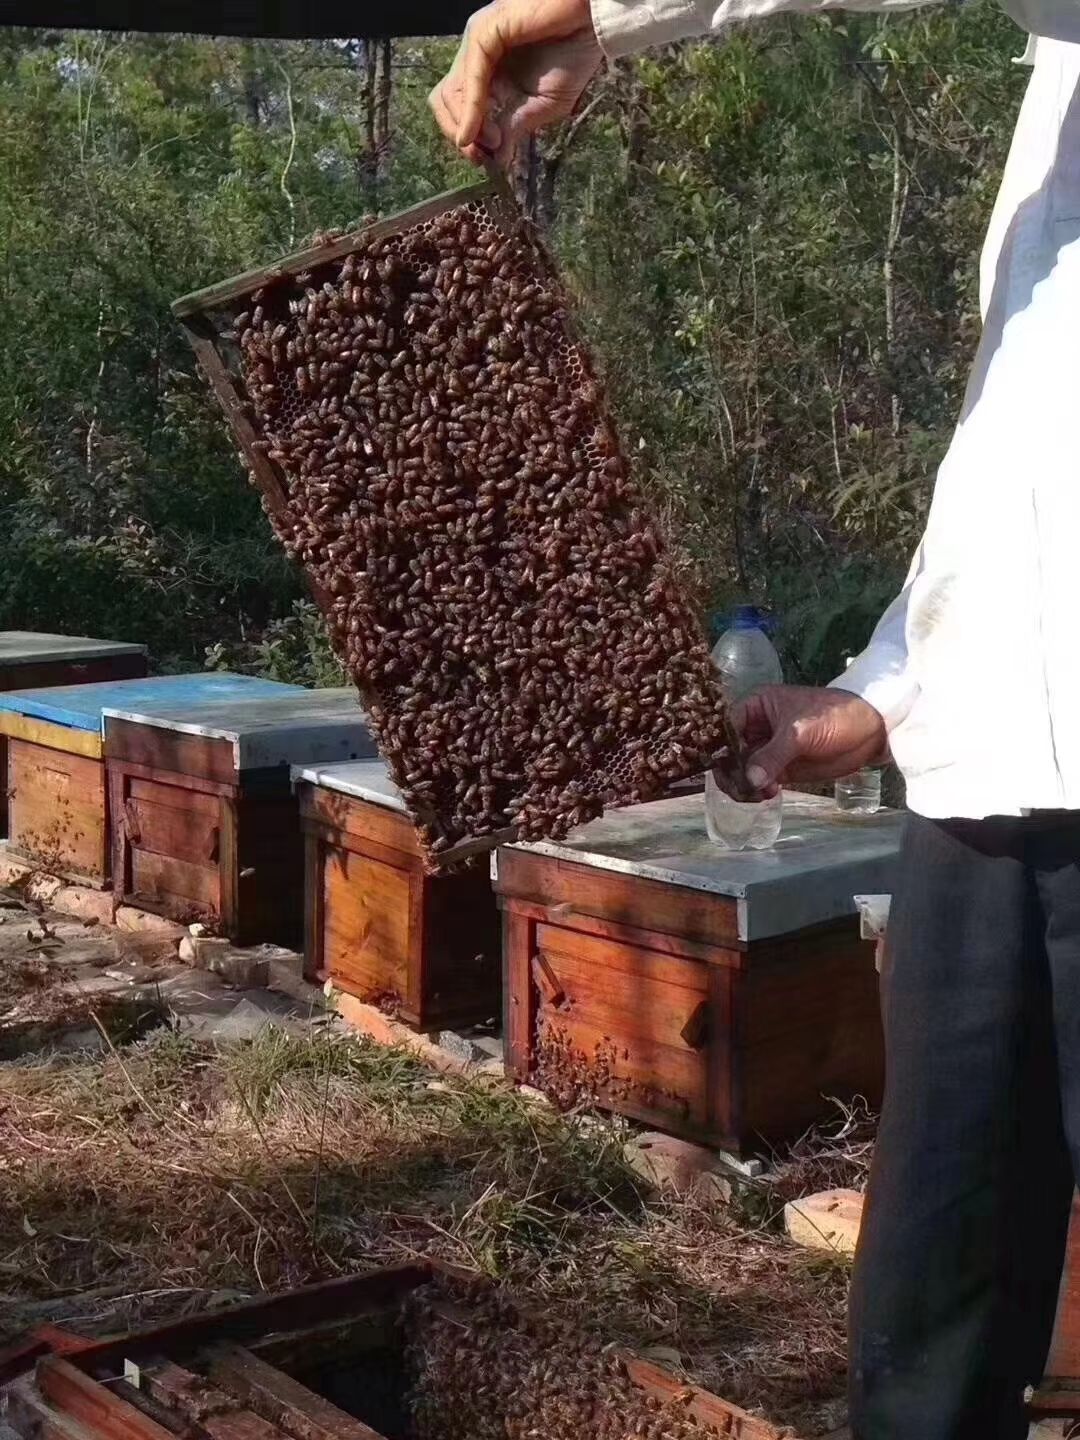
[704,605,784,851]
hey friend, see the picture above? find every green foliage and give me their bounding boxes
[0,12,1026,681]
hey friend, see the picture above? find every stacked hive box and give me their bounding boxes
[0,673,299,888]
[295,759,500,1030]
[495,791,902,1153]
[104,688,375,944]
[0,632,147,838]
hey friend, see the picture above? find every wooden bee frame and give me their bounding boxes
[174,184,727,869]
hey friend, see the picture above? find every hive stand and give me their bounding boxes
[494,792,902,1153]
[0,673,299,889]
[105,689,375,945]
[296,759,501,1031]
[0,632,147,838]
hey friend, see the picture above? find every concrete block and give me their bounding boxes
[785,1188,864,1256]
[624,1132,734,1204]
[334,992,472,1076]
[205,947,270,990]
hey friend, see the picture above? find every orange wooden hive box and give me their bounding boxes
[494,791,903,1154]
[295,759,501,1032]
[0,632,147,841]
[104,687,376,946]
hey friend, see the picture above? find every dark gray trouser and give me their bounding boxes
[849,813,1080,1440]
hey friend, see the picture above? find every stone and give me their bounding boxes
[436,1029,503,1066]
[114,907,186,945]
[624,1132,734,1204]
[52,885,115,927]
[784,1188,864,1256]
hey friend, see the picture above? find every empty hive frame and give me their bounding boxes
[174,182,727,866]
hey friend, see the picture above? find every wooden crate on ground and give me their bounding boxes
[494,791,902,1154]
[0,1261,815,1440]
[105,689,375,945]
[296,759,501,1031]
[0,673,300,890]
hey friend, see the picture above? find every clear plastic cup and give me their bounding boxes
[835,768,882,814]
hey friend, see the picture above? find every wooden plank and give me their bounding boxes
[131,850,218,910]
[0,711,102,759]
[1046,1193,1080,1379]
[129,776,219,816]
[179,319,292,529]
[109,757,235,801]
[0,652,147,693]
[303,831,326,984]
[140,1361,293,1440]
[302,787,420,864]
[533,936,708,1053]
[707,966,738,1152]
[125,795,220,866]
[496,895,743,968]
[109,765,134,903]
[494,849,741,952]
[739,924,877,1047]
[535,1010,708,1127]
[502,905,537,1081]
[207,1343,387,1440]
[216,795,240,940]
[623,1354,796,1440]
[322,847,413,1005]
[37,1357,175,1440]
[105,720,237,788]
[67,1266,432,1373]
[172,182,493,318]
[5,1376,108,1440]
[8,740,108,883]
[302,818,423,879]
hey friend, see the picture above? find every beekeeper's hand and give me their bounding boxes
[429,0,602,165]
[729,686,888,799]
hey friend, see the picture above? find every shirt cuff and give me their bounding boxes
[828,647,918,733]
[589,0,706,58]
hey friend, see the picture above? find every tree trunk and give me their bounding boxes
[357,39,378,195]
[375,39,393,179]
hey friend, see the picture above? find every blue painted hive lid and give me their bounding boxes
[0,672,302,734]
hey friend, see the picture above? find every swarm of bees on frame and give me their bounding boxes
[225,198,727,864]
[402,1278,726,1440]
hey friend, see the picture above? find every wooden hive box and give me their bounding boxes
[0,632,147,839]
[296,759,501,1031]
[0,673,299,890]
[0,1261,825,1440]
[105,687,375,946]
[494,791,902,1154]
[0,631,147,693]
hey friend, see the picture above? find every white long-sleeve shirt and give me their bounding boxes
[591,0,1080,817]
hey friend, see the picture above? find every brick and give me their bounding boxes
[784,1188,864,1256]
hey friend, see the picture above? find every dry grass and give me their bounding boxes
[0,1025,854,1435]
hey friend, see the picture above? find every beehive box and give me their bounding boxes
[173,183,729,869]
[105,688,374,944]
[0,633,147,839]
[0,674,299,889]
[0,1262,826,1440]
[0,631,147,692]
[495,792,902,1153]
[296,759,500,1030]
